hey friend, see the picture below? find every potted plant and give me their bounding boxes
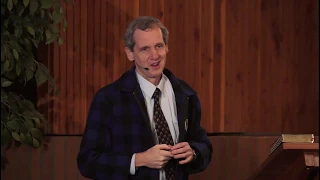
[1,0,69,169]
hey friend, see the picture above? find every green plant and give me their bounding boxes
[1,0,69,169]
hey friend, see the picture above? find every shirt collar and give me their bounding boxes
[136,70,167,98]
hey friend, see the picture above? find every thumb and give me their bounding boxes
[157,144,172,150]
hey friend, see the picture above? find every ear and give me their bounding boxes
[124,47,134,61]
[165,44,169,53]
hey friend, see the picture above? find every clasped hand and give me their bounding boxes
[140,142,194,169]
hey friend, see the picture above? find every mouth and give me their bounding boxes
[150,61,160,67]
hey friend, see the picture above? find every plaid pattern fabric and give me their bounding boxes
[77,66,213,180]
[152,88,177,180]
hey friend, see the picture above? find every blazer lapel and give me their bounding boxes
[163,68,196,143]
[119,66,155,145]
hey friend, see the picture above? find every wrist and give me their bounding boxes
[191,149,197,162]
[135,152,146,168]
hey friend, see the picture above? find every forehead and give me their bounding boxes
[133,27,164,47]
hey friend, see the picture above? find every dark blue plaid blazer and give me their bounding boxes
[77,66,212,180]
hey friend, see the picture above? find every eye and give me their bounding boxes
[156,44,164,48]
[140,47,148,51]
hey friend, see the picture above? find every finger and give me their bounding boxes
[171,142,188,150]
[179,156,193,165]
[160,150,174,157]
[171,147,189,155]
[173,151,192,159]
[157,144,172,150]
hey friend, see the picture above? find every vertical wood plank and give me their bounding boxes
[53,137,66,180]
[72,0,81,134]
[41,143,54,180]
[86,0,94,114]
[80,0,88,133]
[30,147,41,180]
[106,0,115,84]
[65,137,80,180]
[58,1,68,134]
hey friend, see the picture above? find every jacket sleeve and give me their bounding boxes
[77,90,132,179]
[185,94,213,174]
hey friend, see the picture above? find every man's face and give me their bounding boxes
[125,26,168,85]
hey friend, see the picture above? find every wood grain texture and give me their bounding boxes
[5,135,316,180]
[37,0,319,135]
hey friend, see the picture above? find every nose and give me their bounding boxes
[150,48,160,60]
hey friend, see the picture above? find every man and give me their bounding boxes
[77,16,212,180]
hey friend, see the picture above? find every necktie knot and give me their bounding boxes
[152,88,161,100]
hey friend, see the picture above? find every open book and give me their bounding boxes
[270,134,314,154]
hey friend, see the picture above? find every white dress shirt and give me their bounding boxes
[129,71,179,180]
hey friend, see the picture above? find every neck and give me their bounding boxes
[149,76,161,86]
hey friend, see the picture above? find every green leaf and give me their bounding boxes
[20,133,26,141]
[24,118,34,129]
[12,132,20,141]
[24,133,33,145]
[30,128,43,140]
[52,10,62,24]
[1,129,12,145]
[29,0,39,15]
[6,120,19,130]
[20,125,29,133]
[35,67,48,85]
[33,117,41,125]
[23,100,36,110]
[12,0,18,5]
[58,37,63,45]
[8,41,20,50]
[32,138,40,147]
[12,49,19,60]
[31,39,38,48]
[23,0,29,7]
[7,0,13,11]
[40,0,55,9]
[16,63,22,75]
[49,24,59,33]
[1,90,8,100]
[3,60,10,73]
[45,29,51,39]
[25,69,34,81]
[1,78,13,87]
[63,19,68,31]
[27,26,35,36]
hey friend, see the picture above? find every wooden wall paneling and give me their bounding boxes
[52,137,66,180]
[93,0,101,104]
[112,0,121,81]
[100,0,107,90]
[246,0,261,132]
[120,0,129,75]
[86,0,94,119]
[41,0,318,135]
[58,1,68,134]
[200,0,214,133]
[80,0,88,133]
[211,0,225,132]
[66,0,75,134]
[66,137,80,180]
[224,0,248,131]
[72,0,82,135]
[41,141,54,179]
[106,0,115,86]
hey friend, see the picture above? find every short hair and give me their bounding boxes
[124,16,169,51]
